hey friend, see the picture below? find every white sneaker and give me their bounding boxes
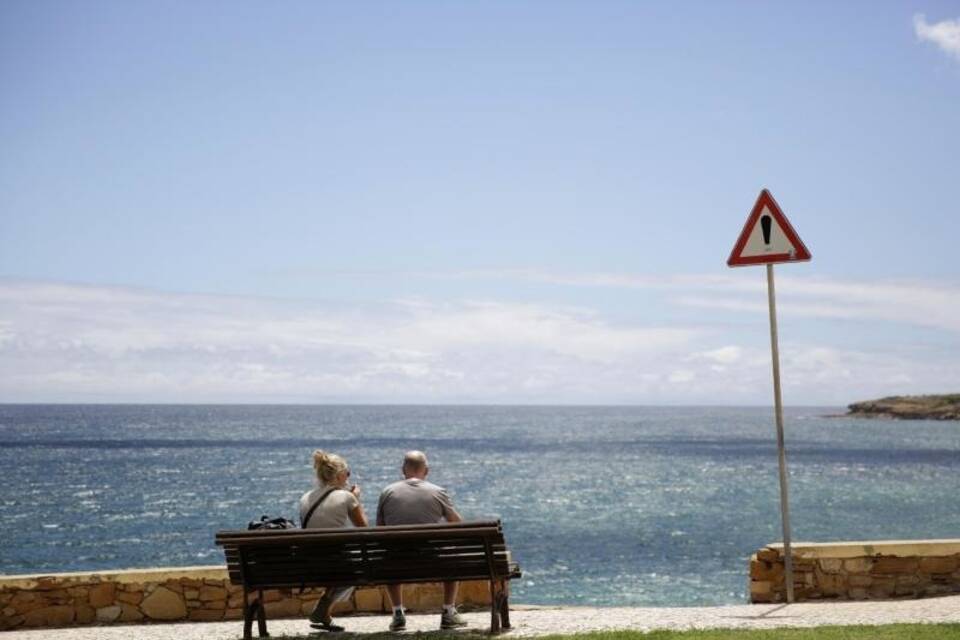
[440,609,468,629]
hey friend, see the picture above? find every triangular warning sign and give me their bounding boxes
[727,189,811,267]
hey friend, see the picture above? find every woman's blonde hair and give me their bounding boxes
[312,449,348,484]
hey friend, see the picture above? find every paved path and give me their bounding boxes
[6,597,960,639]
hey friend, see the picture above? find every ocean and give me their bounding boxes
[1,404,958,607]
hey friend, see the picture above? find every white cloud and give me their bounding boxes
[3,276,960,404]
[404,268,960,334]
[0,279,700,403]
[914,13,960,60]
[668,370,696,384]
[693,345,743,365]
[674,275,960,333]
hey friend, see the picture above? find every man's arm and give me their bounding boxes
[438,489,462,523]
[375,490,387,526]
[444,507,463,523]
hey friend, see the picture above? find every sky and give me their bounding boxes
[1,1,959,405]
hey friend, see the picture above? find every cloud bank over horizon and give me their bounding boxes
[2,274,959,405]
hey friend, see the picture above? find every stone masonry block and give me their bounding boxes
[115,591,143,605]
[95,606,122,623]
[868,576,895,593]
[354,587,382,612]
[300,599,317,616]
[818,573,845,597]
[757,548,780,562]
[118,603,143,623]
[844,558,873,573]
[140,586,186,621]
[88,583,116,608]
[750,560,781,581]
[819,558,843,573]
[199,586,227,601]
[848,574,873,587]
[413,583,445,610]
[75,605,95,624]
[163,580,184,594]
[263,598,303,618]
[262,590,283,603]
[871,557,919,574]
[331,598,354,615]
[23,605,74,628]
[460,580,492,605]
[750,581,772,596]
[919,557,959,574]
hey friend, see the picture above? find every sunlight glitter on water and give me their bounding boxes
[1,404,958,606]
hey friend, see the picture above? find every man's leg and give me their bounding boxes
[443,581,458,606]
[310,586,352,626]
[309,589,334,624]
[387,585,406,631]
[440,582,467,629]
[386,584,404,609]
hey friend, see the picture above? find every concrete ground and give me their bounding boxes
[5,596,960,639]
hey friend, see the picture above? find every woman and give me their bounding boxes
[299,450,368,632]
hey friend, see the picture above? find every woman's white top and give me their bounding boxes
[298,483,359,529]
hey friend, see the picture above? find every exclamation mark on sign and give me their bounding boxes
[760,215,772,248]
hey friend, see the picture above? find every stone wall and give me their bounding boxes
[0,566,492,631]
[750,539,960,603]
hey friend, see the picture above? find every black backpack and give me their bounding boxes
[247,515,296,530]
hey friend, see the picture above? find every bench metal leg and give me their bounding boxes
[257,589,269,637]
[499,580,511,630]
[489,580,503,634]
[242,588,269,640]
[242,587,254,640]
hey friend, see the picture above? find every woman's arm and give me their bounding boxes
[348,484,368,527]
[349,503,369,527]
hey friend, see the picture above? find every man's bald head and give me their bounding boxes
[402,450,429,479]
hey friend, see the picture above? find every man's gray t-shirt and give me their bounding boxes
[376,478,456,526]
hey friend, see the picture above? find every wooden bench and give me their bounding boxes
[215,519,521,638]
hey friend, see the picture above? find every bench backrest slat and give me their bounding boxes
[216,520,512,589]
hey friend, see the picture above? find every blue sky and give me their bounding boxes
[1,2,959,404]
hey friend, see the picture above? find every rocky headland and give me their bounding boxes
[846,394,960,420]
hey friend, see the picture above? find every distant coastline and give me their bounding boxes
[845,394,960,421]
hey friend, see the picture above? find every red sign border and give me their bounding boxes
[727,189,811,267]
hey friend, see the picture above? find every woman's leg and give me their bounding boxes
[310,586,354,624]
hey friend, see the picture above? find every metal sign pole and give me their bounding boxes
[766,263,795,603]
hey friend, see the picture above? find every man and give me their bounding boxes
[377,450,468,631]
